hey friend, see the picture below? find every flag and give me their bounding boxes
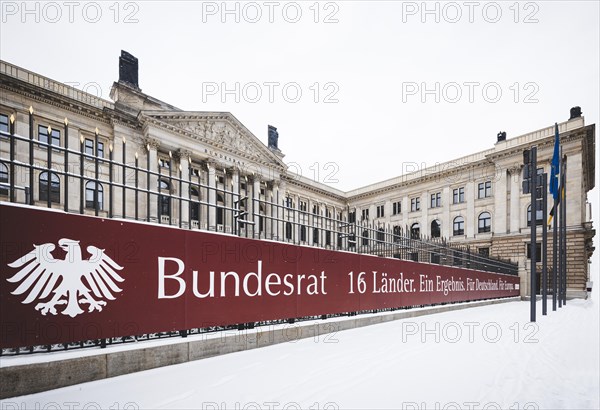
[547,181,565,226]
[549,123,560,199]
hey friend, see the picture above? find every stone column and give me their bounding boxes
[494,167,508,234]
[146,139,159,222]
[442,187,451,238]
[420,192,428,237]
[402,197,409,230]
[253,176,261,238]
[509,166,522,233]
[466,181,475,237]
[207,162,216,230]
[231,167,240,234]
[178,151,190,228]
[307,198,314,245]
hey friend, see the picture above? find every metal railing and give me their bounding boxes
[0,127,517,275]
[0,124,519,356]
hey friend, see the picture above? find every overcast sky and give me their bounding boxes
[1,1,598,259]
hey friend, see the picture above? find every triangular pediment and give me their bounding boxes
[140,110,286,170]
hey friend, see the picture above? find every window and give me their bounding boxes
[430,192,441,208]
[300,226,307,242]
[362,208,369,221]
[453,251,462,266]
[38,125,60,147]
[0,114,8,133]
[84,139,104,158]
[299,201,307,212]
[478,212,492,233]
[348,211,356,223]
[190,187,200,221]
[527,243,542,262]
[285,197,294,208]
[478,181,492,198]
[0,163,8,195]
[410,223,420,239]
[431,220,441,238]
[377,228,385,242]
[85,181,104,210]
[453,187,465,204]
[325,230,332,246]
[39,172,60,203]
[453,216,465,236]
[286,222,293,240]
[523,166,544,190]
[410,252,419,262]
[392,201,401,215]
[325,208,332,219]
[393,225,402,242]
[376,204,385,218]
[313,204,320,215]
[478,247,490,257]
[159,158,171,169]
[527,204,544,227]
[159,179,171,217]
[313,228,319,244]
[362,230,369,246]
[411,197,420,212]
[430,252,440,264]
[191,167,201,177]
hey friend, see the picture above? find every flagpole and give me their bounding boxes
[552,188,558,311]
[562,154,568,305]
[542,173,548,315]
[529,147,537,322]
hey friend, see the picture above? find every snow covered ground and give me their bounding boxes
[2,291,598,409]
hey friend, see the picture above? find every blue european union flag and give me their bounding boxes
[549,123,560,199]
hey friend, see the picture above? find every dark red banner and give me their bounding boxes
[0,203,519,348]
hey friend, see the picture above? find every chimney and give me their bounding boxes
[119,50,139,89]
[268,125,279,150]
[570,106,582,120]
[497,131,506,142]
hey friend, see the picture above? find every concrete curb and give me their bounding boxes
[0,297,519,399]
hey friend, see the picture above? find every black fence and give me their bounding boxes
[0,124,517,275]
[0,120,518,355]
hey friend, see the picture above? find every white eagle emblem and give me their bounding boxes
[7,238,125,318]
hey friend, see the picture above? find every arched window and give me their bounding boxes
[159,179,171,217]
[478,212,492,233]
[313,228,319,244]
[85,181,104,210]
[453,216,465,236]
[410,223,420,239]
[39,172,60,203]
[300,225,307,242]
[0,163,8,196]
[431,220,441,238]
[527,204,543,227]
[285,222,293,240]
[190,187,200,221]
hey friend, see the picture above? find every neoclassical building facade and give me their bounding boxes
[0,54,595,298]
